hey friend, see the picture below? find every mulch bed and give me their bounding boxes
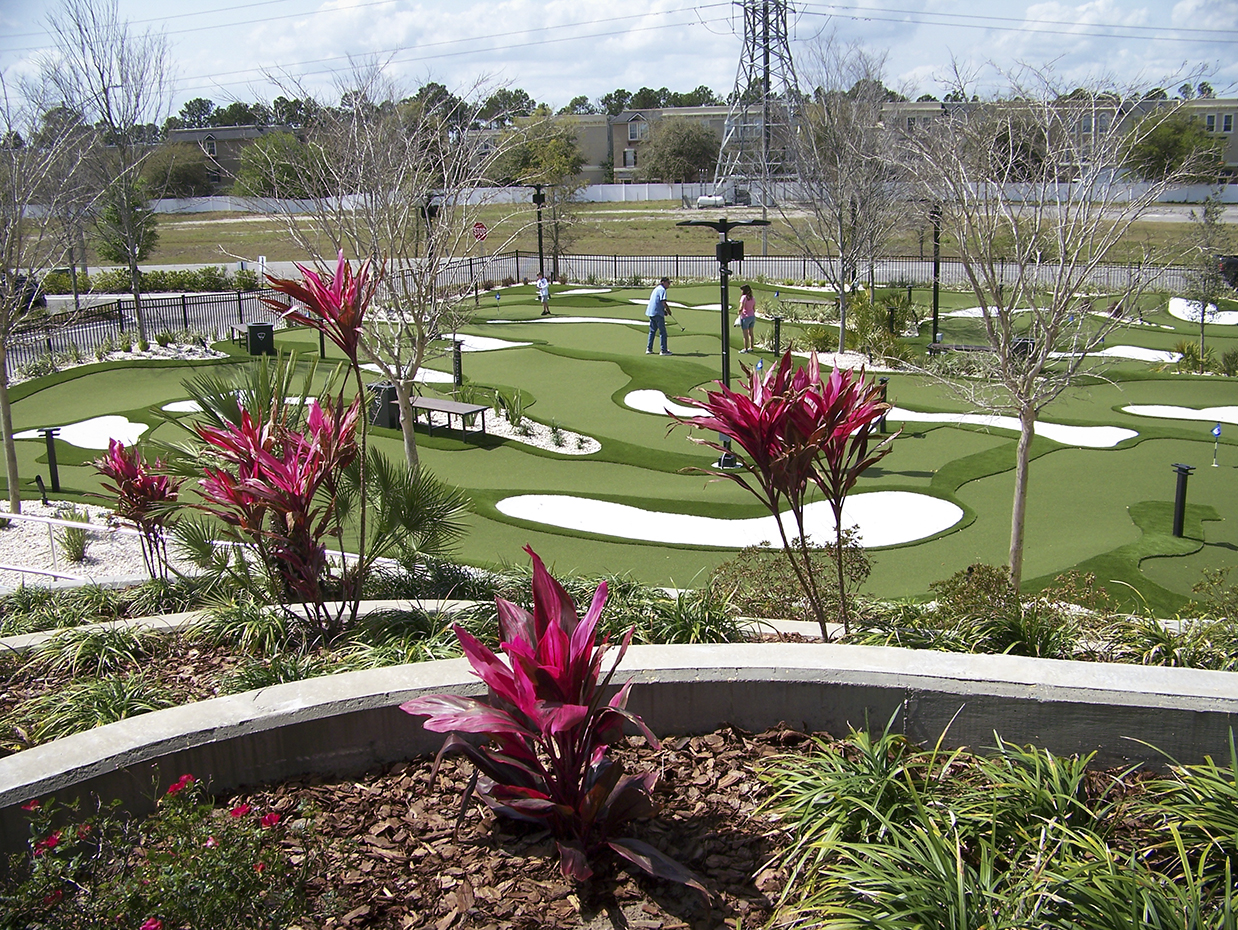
[229,724,816,929]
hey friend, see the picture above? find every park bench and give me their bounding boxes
[409,397,490,436]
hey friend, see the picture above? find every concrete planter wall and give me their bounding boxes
[3,642,1238,854]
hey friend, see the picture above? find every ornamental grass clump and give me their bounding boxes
[673,351,894,637]
[402,546,705,891]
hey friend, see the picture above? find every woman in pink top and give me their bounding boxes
[738,284,757,353]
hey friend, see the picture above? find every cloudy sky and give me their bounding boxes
[1,0,1235,116]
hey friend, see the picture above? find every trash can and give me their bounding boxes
[247,322,275,356]
[367,382,398,428]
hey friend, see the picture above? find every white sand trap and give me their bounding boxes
[889,407,1136,448]
[943,306,1036,318]
[15,416,148,450]
[624,389,701,418]
[1049,345,1181,363]
[693,303,723,311]
[1167,297,1235,324]
[485,316,646,327]
[359,364,453,383]
[556,288,612,295]
[161,400,202,413]
[446,334,531,352]
[1122,404,1238,425]
[497,491,961,548]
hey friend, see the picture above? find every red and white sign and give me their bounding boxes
[472,222,488,242]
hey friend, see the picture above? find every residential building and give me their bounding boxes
[165,124,296,192]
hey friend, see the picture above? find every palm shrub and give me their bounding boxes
[673,351,895,636]
[54,506,90,563]
[402,547,704,890]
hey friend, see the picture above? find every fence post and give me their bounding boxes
[117,300,125,332]
[514,249,520,281]
[181,293,189,330]
[236,291,244,323]
[614,255,618,281]
[675,254,679,277]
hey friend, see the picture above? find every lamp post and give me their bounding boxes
[930,202,941,346]
[531,184,546,277]
[677,216,771,467]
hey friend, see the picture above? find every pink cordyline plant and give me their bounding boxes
[263,251,381,626]
[402,547,705,892]
[196,398,360,640]
[673,351,895,636]
[93,440,183,581]
[261,250,378,369]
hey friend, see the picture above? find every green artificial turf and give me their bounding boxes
[7,284,1238,609]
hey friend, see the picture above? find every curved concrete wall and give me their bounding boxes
[3,642,1238,854]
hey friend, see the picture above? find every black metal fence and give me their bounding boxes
[8,252,1192,378]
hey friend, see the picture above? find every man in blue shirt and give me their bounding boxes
[645,277,672,355]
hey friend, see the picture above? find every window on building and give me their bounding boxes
[1206,114,1216,132]
[628,120,647,142]
[203,135,217,157]
[1080,115,1093,134]
[1225,114,1234,133]
[622,148,636,168]
[906,117,916,131]
[1097,113,1111,133]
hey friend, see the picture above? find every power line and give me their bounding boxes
[798,1,1238,38]
[167,9,735,99]
[797,2,1238,44]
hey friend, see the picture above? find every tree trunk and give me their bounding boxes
[393,378,420,468]
[1200,312,1206,374]
[1008,405,1037,589]
[0,345,21,514]
[129,257,147,344]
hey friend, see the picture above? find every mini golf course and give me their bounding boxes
[7,280,1238,613]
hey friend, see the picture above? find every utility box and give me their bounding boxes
[247,322,275,356]
[367,382,398,429]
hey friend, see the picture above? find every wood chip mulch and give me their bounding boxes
[229,724,820,929]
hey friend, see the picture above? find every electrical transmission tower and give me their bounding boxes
[714,0,799,215]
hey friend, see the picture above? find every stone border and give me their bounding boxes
[3,642,1237,853]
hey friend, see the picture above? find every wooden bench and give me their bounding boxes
[409,397,490,436]
[230,323,250,347]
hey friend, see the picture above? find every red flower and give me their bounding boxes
[33,831,61,856]
[254,861,266,874]
[140,919,163,930]
[204,835,219,848]
[166,773,195,796]
[76,824,92,840]
[260,812,281,828]
[41,888,63,906]
[229,803,251,818]
[21,798,40,811]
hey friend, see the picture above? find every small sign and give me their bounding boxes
[1213,423,1223,438]
[473,222,488,242]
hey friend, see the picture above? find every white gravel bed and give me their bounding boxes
[0,501,196,590]
[479,411,600,455]
[10,343,228,386]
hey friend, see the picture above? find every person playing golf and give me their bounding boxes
[645,277,673,355]
[738,283,757,353]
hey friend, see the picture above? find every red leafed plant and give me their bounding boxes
[261,250,377,369]
[673,351,895,636]
[93,440,183,581]
[401,546,705,892]
[195,397,360,640]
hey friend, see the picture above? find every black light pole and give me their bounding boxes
[677,216,771,467]
[1172,463,1195,538]
[531,184,546,277]
[930,203,942,346]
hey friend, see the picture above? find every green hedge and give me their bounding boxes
[76,266,262,295]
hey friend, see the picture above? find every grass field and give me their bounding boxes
[58,201,1205,270]
[8,276,1238,611]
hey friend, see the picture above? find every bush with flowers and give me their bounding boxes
[0,774,308,929]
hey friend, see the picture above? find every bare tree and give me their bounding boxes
[785,38,903,348]
[43,0,172,344]
[245,64,511,467]
[1182,195,1235,372]
[0,73,94,513]
[900,66,1208,588]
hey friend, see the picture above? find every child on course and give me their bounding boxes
[738,284,757,353]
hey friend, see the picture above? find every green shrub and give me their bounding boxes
[21,672,173,743]
[1222,349,1238,377]
[89,268,131,293]
[235,268,260,291]
[15,355,57,380]
[195,265,232,291]
[1,778,307,929]
[154,329,174,347]
[40,271,90,294]
[1175,339,1214,373]
[803,324,838,353]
